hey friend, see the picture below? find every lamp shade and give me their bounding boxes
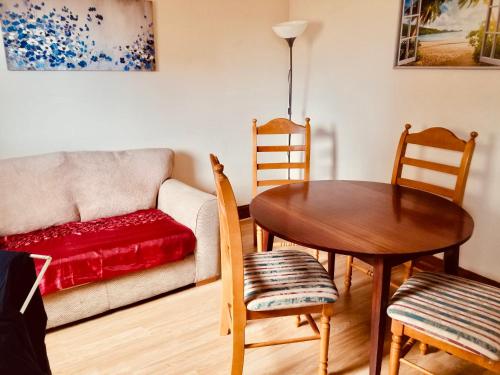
[272,20,308,39]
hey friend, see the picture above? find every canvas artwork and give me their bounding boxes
[396,0,500,68]
[0,0,155,71]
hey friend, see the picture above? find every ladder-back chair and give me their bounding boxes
[344,124,478,292]
[211,154,338,375]
[252,118,315,254]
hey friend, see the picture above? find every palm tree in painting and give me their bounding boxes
[457,0,486,7]
[420,0,447,24]
[420,0,486,24]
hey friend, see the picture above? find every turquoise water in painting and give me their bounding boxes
[419,31,469,42]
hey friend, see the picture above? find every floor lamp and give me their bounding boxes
[272,20,308,179]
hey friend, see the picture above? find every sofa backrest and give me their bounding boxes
[0,149,174,236]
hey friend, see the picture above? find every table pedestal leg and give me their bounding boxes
[262,230,274,252]
[328,253,336,279]
[444,245,460,275]
[370,257,392,375]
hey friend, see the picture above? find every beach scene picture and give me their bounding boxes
[396,0,500,68]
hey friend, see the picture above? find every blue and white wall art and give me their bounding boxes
[0,0,155,71]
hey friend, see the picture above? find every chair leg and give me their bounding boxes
[220,300,230,336]
[400,337,416,357]
[295,315,301,327]
[344,256,353,291]
[403,261,413,281]
[389,321,403,375]
[231,317,246,375]
[252,220,257,247]
[419,342,429,355]
[318,307,332,375]
[220,274,231,336]
[256,225,263,252]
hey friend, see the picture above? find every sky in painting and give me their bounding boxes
[425,0,488,33]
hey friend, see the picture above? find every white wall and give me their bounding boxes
[290,0,500,280]
[1,0,498,279]
[0,0,290,201]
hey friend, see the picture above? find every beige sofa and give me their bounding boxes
[0,149,220,328]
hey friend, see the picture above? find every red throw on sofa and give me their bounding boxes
[0,209,196,295]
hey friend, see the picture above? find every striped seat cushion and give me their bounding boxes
[243,250,338,312]
[387,272,500,361]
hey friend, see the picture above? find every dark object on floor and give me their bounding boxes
[0,250,51,375]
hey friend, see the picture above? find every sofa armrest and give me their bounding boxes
[157,179,219,282]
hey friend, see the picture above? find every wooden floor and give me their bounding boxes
[46,220,494,375]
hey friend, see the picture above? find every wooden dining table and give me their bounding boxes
[249,180,474,375]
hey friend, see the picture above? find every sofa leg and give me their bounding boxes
[196,276,220,287]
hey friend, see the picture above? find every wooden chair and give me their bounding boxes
[388,272,500,374]
[252,117,317,258]
[344,124,478,292]
[210,154,338,375]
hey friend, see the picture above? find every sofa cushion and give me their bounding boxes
[0,209,195,295]
[0,152,79,236]
[0,149,174,236]
[67,149,174,222]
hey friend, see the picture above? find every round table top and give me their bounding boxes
[250,180,474,257]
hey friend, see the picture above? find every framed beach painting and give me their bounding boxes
[0,0,155,71]
[396,0,500,68]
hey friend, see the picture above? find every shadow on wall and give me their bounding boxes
[296,22,337,181]
[171,150,197,186]
[313,124,337,180]
[468,132,495,207]
[300,21,323,115]
[462,132,499,279]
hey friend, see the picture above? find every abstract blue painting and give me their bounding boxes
[0,0,155,71]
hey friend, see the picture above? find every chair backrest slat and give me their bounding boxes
[391,124,478,206]
[256,118,307,135]
[400,157,460,175]
[210,155,245,311]
[252,118,311,197]
[405,127,467,152]
[257,179,305,187]
[257,162,306,170]
[396,177,455,199]
[257,145,306,152]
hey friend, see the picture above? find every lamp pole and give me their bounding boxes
[272,20,308,179]
[286,37,295,179]
[287,37,295,121]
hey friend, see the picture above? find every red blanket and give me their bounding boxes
[0,209,196,295]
